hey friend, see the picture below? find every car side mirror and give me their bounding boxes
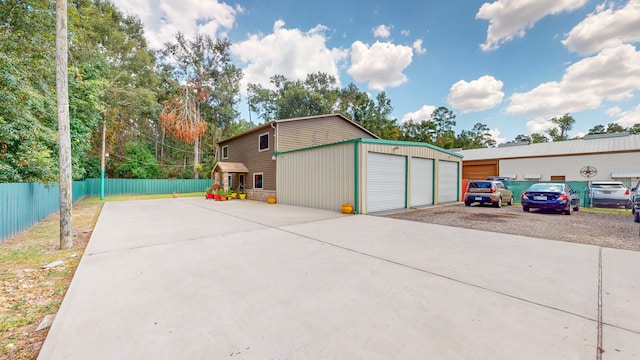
[633,187,637,191]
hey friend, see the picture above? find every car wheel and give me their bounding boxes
[564,205,572,215]
[465,201,471,206]
[508,197,513,206]
[494,197,502,208]
[635,210,640,223]
[523,206,529,212]
[574,204,579,211]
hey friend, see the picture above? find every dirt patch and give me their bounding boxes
[386,203,640,251]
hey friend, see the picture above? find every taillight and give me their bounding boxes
[625,189,630,195]
[561,194,568,201]
[521,193,526,199]
[491,185,496,193]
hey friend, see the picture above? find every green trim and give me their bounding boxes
[273,138,359,156]
[432,160,436,205]
[457,161,461,201]
[274,137,464,158]
[99,170,105,200]
[354,142,359,214]
[358,138,464,158]
[405,156,409,208]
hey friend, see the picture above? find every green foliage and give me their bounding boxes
[113,142,161,179]
[547,114,575,141]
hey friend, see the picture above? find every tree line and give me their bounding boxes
[2,0,637,182]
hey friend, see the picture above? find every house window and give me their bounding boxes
[222,145,228,159]
[227,174,232,188]
[258,133,269,151]
[254,173,263,190]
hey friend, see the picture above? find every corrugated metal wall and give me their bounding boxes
[1,179,213,243]
[277,142,355,211]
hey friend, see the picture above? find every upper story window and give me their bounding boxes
[222,145,229,159]
[258,133,269,151]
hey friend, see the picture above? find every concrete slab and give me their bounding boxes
[282,215,601,320]
[38,199,638,359]
[601,248,640,333]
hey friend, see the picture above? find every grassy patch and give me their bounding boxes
[0,193,202,359]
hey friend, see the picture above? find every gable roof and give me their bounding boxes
[458,134,640,161]
[218,113,379,144]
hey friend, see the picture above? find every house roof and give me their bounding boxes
[218,113,379,144]
[213,162,249,173]
[458,134,640,161]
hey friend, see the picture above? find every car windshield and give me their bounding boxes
[528,184,563,192]
[591,183,624,189]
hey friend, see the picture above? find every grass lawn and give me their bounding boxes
[0,193,204,359]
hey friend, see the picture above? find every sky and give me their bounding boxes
[109,0,640,144]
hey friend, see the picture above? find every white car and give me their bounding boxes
[589,181,631,209]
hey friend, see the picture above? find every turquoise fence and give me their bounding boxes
[0,179,214,243]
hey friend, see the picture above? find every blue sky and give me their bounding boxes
[110,0,640,143]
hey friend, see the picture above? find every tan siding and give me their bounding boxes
[277,115,375,151]
[218,128,276,191]
[277,142,355,211]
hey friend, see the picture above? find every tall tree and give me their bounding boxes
[455,123,495,149]
[160,32,242,179]
[430,106,457,148]
[56,0,72,248]
[548,113,575,141]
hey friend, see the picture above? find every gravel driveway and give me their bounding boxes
[386,203,640,251]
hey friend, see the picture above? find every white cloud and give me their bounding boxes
[606,106,622,117]
[347,41,413,91]
[476,0,587,51]
[615,104,640,127]
[401,30,410,36]
[373,24,391,38]
[526,118,557,134]
[487,128,506,145]
[231,20,348,94]
[401,105,437,123]
[110,0,238,49]
[412,39,427,55]
[507,44,640,118]
[447,75,504,112]
[563,0,640,56]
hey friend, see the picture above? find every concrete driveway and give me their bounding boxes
[39,198,640,359]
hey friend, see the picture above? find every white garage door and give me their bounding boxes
[367,152,406,213]
[438,160,459,203]
[410,157,433,207]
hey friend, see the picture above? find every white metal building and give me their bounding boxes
[458,133,640,187]
[276,138,463,214]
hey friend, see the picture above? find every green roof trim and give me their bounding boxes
[274,138,463,158]
[358,138,464,158]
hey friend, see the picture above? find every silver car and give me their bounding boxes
[589,181,631,208]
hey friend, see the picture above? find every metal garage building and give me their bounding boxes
[458,133,640,187]
[275,138,463,214]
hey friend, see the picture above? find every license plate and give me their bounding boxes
[534,195,547,200]
[475,197,482,200]
[603,191,611,194]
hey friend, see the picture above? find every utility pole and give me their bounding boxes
[56,0,73,249]
[100,119,106,200]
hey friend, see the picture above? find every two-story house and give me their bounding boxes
[213,114,378,201]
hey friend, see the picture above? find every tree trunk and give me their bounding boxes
[56,0,73,249]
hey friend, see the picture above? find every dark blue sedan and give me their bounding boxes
[521,183,580,215]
